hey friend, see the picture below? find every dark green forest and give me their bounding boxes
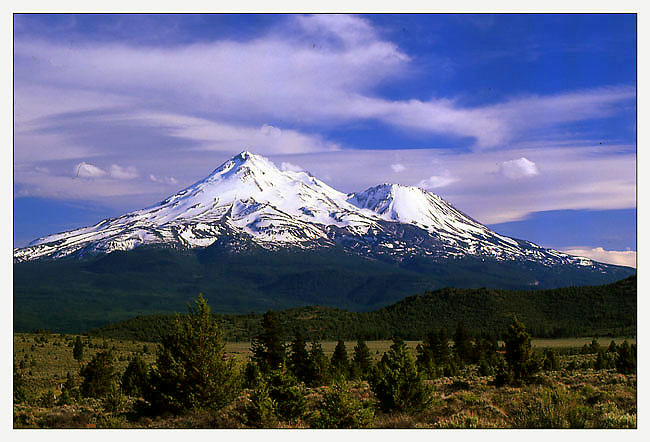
[14,244,634,333]
[88,275,636,342]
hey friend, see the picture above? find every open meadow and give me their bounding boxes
[13,332,636,429]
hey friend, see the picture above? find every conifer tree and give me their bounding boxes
[251,310,286,374]
[330,340,349,379]
[121,355,149,397]
[351,338,372,380]
[73,336,84,363]
[306,341,330,386]
[370,338,432,412]
[453,322,473,363]
[79,350,116,398]
[146,294,241,413]
[288,332,310,383]
[502,316,539,383]
[615,340,636,374]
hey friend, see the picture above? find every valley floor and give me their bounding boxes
[13,333,637,429]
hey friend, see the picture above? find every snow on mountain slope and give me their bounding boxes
[14,151,595,268]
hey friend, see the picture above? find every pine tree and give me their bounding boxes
[503,316,539,384]
[121,355,149,397]
[330,340,349,379]
[288,332,310,383]
[369,338,432,412]
[351,338,372,380]
[306,341,330,386]
[251,310,286,374]
[146,294,241,413]
[79,350,116,398]
[73,336,84,363]
[416,332,438,379]
[615,340,636,374]
[453,322,473,364]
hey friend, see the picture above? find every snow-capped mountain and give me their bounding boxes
[14,151,597,269]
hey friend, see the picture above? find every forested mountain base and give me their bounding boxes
[88,276,636,342]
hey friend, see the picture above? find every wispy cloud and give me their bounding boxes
[391,163,406,173]
[13,14,634,155]
[418,170,457,189]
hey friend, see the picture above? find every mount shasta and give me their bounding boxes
[14,151,634,332]
[13,151,616,267]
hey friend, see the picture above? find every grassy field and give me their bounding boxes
[13,332,637,429]
[14,333,637,398]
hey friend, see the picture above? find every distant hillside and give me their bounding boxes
[88,275,636,341]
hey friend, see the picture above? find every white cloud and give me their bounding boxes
[109,164,138,180]
[74,162,107,179]
[280,162,303,172]
[417,170,457,189]
[149,174,178,185]
[499,157,540,179]
[561,247,636,268]
[391,163,406,173]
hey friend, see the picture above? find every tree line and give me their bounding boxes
[87,275,637,342]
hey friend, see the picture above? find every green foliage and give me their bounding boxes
[288,332,310,383]
[542,349,560,371]
[330,340,349,380]
[502,317,540,384]
[79,350,116,398]
[146,294,242,414]
[16,243,635,336]
[251,310,285,374]
[310,382,375,429]
[59,371,79,405]
[243,377,278,428]
[244,360,261,389]
[121,355,149,397]
[615,340,636,374]
[243,366,306,426]
[306,342,331,387]
[370,338,432,412]
[37,390,57,408]
[266,368,307,422]
[13,359,28,404]
[72,336,84,362]
[350,339,373,380]
[453,322,473,364]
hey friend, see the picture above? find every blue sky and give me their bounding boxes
[13,13,636,266]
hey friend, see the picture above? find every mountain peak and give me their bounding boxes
[14,151,601,273]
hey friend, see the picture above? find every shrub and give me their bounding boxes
[310,382,375,429]
[266,368,307,422]
[242,377,278,428]
[542,349,560,371]
[80,350,116,398]
[370,338,432,412]
[121,355,149,397]
[242,366,306,426]
[615,341,636,374]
